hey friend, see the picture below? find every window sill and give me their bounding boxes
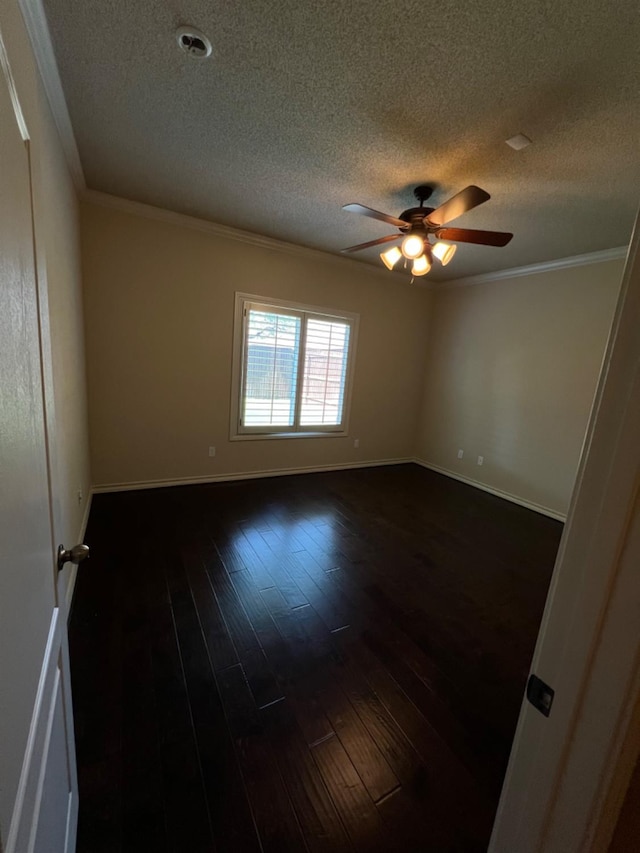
[230,431,348,442]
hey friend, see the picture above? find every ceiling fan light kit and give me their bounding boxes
[381,245,402,270]
[401,232,425,259]
[411,253,431,276]
[432,240,457,265]
[342,184,513,278]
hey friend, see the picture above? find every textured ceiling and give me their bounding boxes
[43,0,639,280]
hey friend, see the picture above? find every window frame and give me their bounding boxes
[230,292,359,441]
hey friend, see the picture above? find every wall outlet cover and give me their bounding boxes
[208,446,216,457]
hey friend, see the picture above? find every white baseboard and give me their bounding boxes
[413,458,567,522]
[64,491,93,616]
[91,456,566,519]
[92,457,412,494]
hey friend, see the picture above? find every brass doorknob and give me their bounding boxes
[57,543,90,572]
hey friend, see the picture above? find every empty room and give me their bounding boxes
[1,1,639,852]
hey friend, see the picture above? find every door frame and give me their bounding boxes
[490,208,640,851]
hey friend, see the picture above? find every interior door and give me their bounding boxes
[489,214,640,850]
[0,38,78,853]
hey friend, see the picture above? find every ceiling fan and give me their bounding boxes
[341,185,513,276]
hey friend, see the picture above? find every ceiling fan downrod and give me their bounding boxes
[413,184,434,207]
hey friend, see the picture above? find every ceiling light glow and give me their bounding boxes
[401,233,424,260]
[412,254,431,276]
[380,246,402,270]
[432,241,457,266]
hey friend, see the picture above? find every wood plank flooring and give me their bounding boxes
[69,463,562,852]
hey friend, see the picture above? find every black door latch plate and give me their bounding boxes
[526,674,554,717]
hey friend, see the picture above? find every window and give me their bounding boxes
[231,294,358,438]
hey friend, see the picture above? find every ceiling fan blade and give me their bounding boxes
[426,186,491,227]
[340,234,402,254]
[343,203,407,229]
[435,227,513,247]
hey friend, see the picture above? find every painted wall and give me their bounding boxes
[415,259,623,517]
[81,198,432,488]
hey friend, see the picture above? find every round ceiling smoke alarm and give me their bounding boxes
[176,26,212,58]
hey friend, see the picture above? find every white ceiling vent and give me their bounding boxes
[176,26,212,58]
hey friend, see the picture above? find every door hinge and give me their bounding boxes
[526,673,554,718]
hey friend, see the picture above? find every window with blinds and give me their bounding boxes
[234,297,357,436]
[299,318,350,426]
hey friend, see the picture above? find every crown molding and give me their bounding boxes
[10,0,629,290]
[434,246,628,290]
[82,189,629,289]
[82,189,413,283]
[18,0,85,190]
[80,189,406,283]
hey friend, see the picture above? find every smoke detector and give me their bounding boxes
[176,26,212,58]
[506,133,532,151]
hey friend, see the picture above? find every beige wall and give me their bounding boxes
[415,259,623,517]
[81,195,623,516]
[81,199,432,487]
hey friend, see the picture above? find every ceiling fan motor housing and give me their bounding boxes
[399,207,434,229]
[398,184,435,231]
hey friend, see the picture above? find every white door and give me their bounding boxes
[0,36,78,853]
[490,213,640,851]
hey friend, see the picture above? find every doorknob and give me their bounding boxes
[57,543,90,572]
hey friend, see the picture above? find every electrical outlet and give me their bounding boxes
[457,449,464,459]
[477,455,484,466]
[208,446,216,457]
[353,439,359,448]
[77,489,83,504]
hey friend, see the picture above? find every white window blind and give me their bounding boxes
[299,318,350,426]
[235,298,356,436]
[242,308,301,428]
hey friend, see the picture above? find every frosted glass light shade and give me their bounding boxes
[401,233,424,259]
[432,241,457,266]
[411,254,431,276]
[380,246,402,270]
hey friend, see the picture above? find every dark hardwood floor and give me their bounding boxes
[69,463,562,852]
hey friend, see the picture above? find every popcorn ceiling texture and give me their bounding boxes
[43,0,639,280]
